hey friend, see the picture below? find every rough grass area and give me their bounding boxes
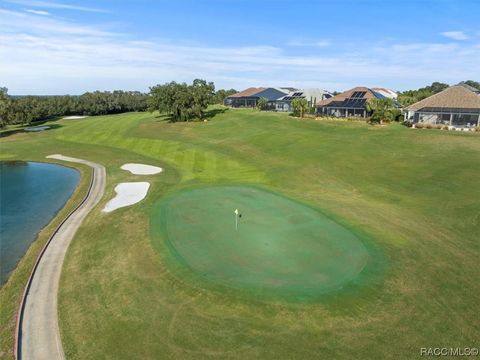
[0,108,479,359]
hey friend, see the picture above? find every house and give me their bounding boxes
[316,87,393,118]
[404,84,480,129]
[275,89,333,112]
[224,87,290,108]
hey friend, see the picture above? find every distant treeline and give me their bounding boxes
[0,84,236,127]
[6,79,478,127]
[397,80,480,106]
[0,89,148,127]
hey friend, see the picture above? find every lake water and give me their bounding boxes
[0,161,80,286]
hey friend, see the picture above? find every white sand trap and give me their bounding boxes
[121,163,163,175]
[102,182,150,213]
[62,115,87,119]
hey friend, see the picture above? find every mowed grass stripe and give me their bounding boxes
[55,116,263,183]
[193,151,206,173]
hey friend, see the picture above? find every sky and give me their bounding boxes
[0,0,479,94]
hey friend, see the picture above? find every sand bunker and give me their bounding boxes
[103,182,150,213]
[121,163,163,175]
[62,116,87,119]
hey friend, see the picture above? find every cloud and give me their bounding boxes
[25,9,50,15]
[4,0,107,13]
[0,8,115,36]
[441,31,469,40]
[287,39,331,48]
[0,9,479,94]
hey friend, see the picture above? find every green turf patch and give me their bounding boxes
[152,185,380,300]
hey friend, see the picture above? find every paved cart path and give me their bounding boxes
[17,155,106,360]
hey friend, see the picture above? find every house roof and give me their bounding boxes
[457,82,480,93]
[316,86,383,107]
[228,87,266,98]
[406,85,480,111]
[277,88,332,101]
[372,87,398,99]
[299,88,333,100]
[279,87,298,92]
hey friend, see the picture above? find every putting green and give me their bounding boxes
[152,186,373,298]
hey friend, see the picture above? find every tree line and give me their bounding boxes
[0,82,237,127]
[0,89,148,127]
[3,79,478,127]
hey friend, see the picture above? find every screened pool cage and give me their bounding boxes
[405,108,480,128]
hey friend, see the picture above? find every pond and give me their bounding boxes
[0,161,80,286]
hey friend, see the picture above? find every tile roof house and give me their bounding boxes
[316,86,394,118]
[224,87,290,108]
[404,85,480,128]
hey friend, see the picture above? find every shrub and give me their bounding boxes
[425,123,433,129]
[291,98,309,118]
[366,98,396,124]
[415,123,424,129]
[256,97,268,111]
[391,108,403,122]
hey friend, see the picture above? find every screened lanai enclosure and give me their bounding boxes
[405,84,480,129]
[407,109,480,128]
[224,96,260,108]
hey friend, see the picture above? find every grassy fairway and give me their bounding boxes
[0,109,479,359]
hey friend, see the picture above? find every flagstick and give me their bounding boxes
[234,209,239,231]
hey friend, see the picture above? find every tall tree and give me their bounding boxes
[148,79,215,122]
[213,89,237,104]
[191,79,215,119]
[0,87,9,128]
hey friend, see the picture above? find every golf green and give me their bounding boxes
[152,186,372,298]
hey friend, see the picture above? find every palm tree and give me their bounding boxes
[256,97,268,111]
[291,98,309,118]
[366,98,396,124]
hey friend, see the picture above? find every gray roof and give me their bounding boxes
[406,85,480,111]
[457,82,480,93]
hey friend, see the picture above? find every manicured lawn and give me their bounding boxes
[0,109,479,359]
